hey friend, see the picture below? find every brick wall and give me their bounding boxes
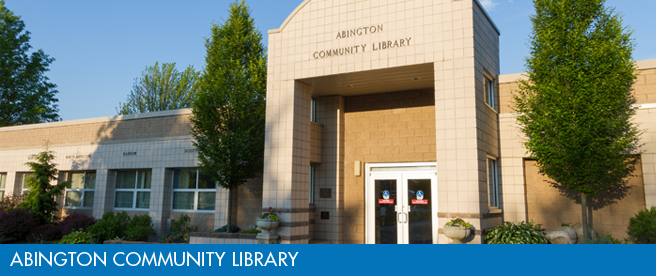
[342,88,436,243]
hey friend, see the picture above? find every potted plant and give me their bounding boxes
[444,217,472,244]
[256,207,280,235]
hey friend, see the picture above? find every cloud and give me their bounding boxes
[479,0,499,11]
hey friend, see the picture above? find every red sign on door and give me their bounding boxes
[412,199,428,205]
[378,199,394,204]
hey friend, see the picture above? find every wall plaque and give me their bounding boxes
[321,212,330,220]
[320,188,331,199]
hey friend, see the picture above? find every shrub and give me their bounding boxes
[161,231,188,243]
[0,193,27,211]
[579,237,615,244]
[241,228,261,234]
[86,211,130,243]
[59,231,92,244]
[485,221,549,244]
[58,213,97,236]
[171,214,198,234]
[29,224,62,242]
[126,214,156,241]
[0,209,37,243]
[214,224,240,233]
[627,206,656,244]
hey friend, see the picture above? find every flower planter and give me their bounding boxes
[444,225,471,244]
[256,217,279,234]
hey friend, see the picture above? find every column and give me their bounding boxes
[313,96,345,243]
[92,169,112,219]
[263,80,312,244]
[149,168,171,236]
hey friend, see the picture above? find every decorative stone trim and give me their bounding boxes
[279,221,310,227]
[261,208,313,213]
[438,228,490,236]
[280,234,311,241]
[190,232,257,239]
[437,212,503,219]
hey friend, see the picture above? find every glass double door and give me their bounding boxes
[366,168,437,244]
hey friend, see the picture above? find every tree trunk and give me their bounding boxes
[227,187,233,233]
[581,193,588,241]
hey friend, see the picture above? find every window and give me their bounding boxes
[485,76,496,109]
[309,165,315,204]
[114,170,152,209]
[64,172,96,208]
[487,158,499,207]
[0,173,6,198]
[311,98,317,122]
[19,172,33,195]
[172,169,216,211]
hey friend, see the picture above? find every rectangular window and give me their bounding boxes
[485,77,496,110]
[487,158,499,207]
[20,172,33,195]
[309,165,315,204]
[64,171,96,208]
[0,173,6,198]
[114,170,152,210]
[311,98,316,122]
[172,169,216,211]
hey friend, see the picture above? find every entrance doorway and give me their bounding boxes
[365,163,438,244]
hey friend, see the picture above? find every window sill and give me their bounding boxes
[114,208,150,211]
[489,207,503,214]
[64,207,93,210]
[171,209,215,213]
[485,103,498,114]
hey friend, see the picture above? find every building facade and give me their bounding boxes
[0,0,654,244]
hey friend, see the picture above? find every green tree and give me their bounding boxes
[116,62,200,115]
[513,0,641,241]
[191,0,267,232]
[0,0,59,126]
[20,147,70,224]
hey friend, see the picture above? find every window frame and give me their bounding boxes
[487,157,500,208]
[113,170,152,211]
[484,73,497,111]
[309,164,315,204]
[311,98,317,122]
[171,169,217,213]
[19,172,33,195]
[64,171,96,209]
[0,173,6,198]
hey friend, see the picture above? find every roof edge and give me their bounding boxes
[0,109,192,132]
[268,0,311,34]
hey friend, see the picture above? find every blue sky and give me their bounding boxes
[4,0,655,121]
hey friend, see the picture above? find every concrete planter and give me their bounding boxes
[256,217,279,234]
[444,225,471,244]
[255,217,279,244]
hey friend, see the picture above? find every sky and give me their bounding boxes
[4,0,656,121]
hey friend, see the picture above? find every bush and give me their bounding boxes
[126,214,156,241]
[86,211,130,243]
[214,224,240,233]
[160,231,188,243]
[171,214,198,234]
[485,221,549,244]
[0,209,37,243]
[59,231,92,244]
[29,224,62,242]
[0,193,27,211]
[579,237,615,244]
[241,228,261,234]
[58,213,97,236]
[627,206,656,244]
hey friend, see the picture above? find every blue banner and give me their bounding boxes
[0,244,652,275]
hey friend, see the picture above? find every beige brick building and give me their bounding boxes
[0,0,653,244]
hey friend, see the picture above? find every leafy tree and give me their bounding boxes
[0,0,59,126]
[513,0,640,241]
[116,62,200,115]
[191,0,266,233]
[19,147,70,224]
